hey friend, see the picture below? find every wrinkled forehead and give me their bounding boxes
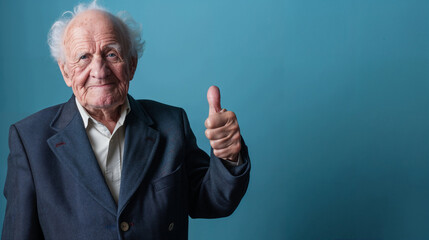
[68,10,116,32]
[63,10,128,53]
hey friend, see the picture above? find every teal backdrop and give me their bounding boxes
[1,0,429,239]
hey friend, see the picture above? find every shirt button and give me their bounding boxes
[168,222,174,231]
[120,222,130,232]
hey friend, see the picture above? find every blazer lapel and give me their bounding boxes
[118,96,160,214]
[47,96,117,216]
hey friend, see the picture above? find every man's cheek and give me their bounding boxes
[74,71,90,87]
[66,64,78,79]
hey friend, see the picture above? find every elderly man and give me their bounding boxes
[2,2,250,240]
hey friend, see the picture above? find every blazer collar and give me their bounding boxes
[50,95,79,131]
[118,95,160,213]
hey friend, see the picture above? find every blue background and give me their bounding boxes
[1,0,429,239]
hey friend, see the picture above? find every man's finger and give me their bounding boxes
[207,85,221,115]
[205,111,237,129]
[208,132,241,149]
[205,127,231,141]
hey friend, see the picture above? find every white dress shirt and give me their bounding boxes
[75,98,130,203]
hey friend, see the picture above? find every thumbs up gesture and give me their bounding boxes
[205,86,241,162]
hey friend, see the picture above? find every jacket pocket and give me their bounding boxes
[152,164,183,192]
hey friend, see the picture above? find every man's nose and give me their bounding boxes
[90,57,111,79]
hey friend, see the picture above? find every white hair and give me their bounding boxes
[47,1,144,62]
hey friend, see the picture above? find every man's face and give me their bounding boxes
[59,10,136,111]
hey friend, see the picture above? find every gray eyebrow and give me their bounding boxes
[105,44,122,53]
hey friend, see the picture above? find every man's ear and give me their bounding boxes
[128,57,138,81]
[58,61,72,87]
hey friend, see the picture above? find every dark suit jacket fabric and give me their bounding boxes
[2,95,250,240]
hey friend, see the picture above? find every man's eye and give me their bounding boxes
[79,55,88,60]
[107,53,117,58]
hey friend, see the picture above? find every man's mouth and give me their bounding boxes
[89,82,115,88]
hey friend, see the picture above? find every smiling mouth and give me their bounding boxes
[89,83,115,88]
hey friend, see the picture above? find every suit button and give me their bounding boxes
[120,222,130,232]
[168,222,174,231]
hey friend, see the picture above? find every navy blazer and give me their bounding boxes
[2,95,250,240]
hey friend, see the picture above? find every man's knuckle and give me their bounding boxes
[230,123,240,132]
[211,140,220,149]
[204,118,211,128]
[231,143,241,153]
[230,111,236,119]
[213,149,220,156]
[225,111,235,121]
[231,134,240,142]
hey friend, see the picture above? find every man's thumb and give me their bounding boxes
[207,85,221,115]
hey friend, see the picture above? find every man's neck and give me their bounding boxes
[85,107,121,133]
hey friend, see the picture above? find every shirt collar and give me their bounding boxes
[75,97,131,129]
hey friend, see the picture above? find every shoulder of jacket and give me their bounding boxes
[136,99,184,114]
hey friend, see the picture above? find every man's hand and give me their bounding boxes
[204,86,241,162]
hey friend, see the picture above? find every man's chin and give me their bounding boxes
[86,98,124,110]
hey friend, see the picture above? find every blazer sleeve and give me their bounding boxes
[181,110,251,219]
[2,125,44,240]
